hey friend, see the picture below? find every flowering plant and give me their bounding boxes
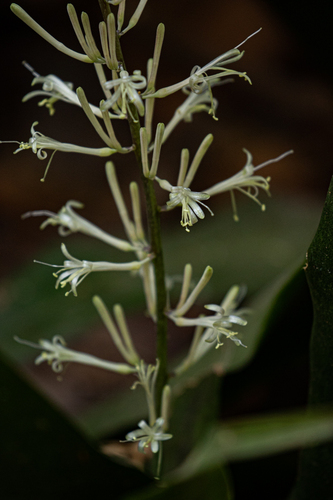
[1,1,333,498]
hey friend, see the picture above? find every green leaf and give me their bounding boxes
[291,177,333,499]
[0,350,150,499]
[166,409,333,485]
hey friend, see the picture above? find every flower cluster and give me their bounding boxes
[4,0,295,472]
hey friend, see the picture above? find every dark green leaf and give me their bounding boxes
[0,350,150,499]
[291,177,333,499]
[166,409,333,485]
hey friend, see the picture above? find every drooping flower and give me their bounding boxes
[35,243,152,296]
[155,134,214,231]
[124,418,172,453]
[157,180,213,232]
[14,335,136,374]
[202,303,248,348]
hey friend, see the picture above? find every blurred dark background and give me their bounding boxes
[1,0,332,278]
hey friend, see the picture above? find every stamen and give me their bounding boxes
[22,60,40,78]
[40,150,57,182]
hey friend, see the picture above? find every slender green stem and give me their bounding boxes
[99,0,168,416]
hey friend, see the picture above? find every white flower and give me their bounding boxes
[22,71,104,118]
[173,286,249,375]
[144,30,262,101]
[15,335,136,374]
[101,69,147,118]
[155,180,213,233]
[35,243,152,296]
[3,122,117,181]
[180,82,220,122]
[22,200,136,252]
[15,122,115,159]
[205,149,293,220]
[145,50,249,100]
[155,134,215,231]
[2,122,117,182]
[170,285,248,352]
[171,305,247,349]
[202,303,248,348]
[124,418,172,453]
[170,184,212,232]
